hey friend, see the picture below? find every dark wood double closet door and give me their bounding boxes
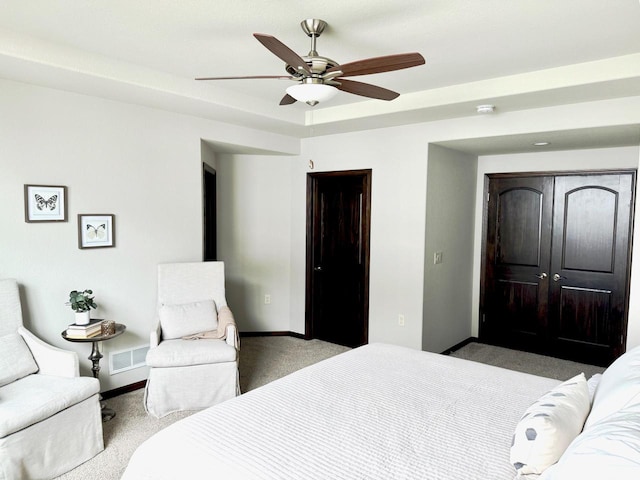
[481,171,635,366]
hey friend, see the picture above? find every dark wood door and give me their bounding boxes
[549,174,634,364]
[202,164,217,261]
[482,176,554,352]
[482,171,635,366]
[306,170,371,348]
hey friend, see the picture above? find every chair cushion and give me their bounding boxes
[159,300,218,340]
[146,338,236,368]
[0,373,100,437]
[0,333,39,387]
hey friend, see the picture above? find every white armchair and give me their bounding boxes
[0,278,103,480]
[144,262,240,418]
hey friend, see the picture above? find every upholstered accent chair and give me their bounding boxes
[144,262,240,418]
[0,278,103,480]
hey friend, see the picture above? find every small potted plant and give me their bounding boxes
[68,289,97,325]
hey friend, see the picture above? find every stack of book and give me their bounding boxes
[65,318,104,339]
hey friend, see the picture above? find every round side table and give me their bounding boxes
[62,322,126,421]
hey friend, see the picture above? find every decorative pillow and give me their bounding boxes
[159,300,218,340]
[584,345,640,428]
[510,373,590,477]
[539,410,640,479]
[0,333,39,387]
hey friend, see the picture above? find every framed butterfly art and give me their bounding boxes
[24,184,67,222]
[78,214,115,249]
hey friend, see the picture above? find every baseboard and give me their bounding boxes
[102,379,146,399]
[240,330,305,339]
[440,336,478,355]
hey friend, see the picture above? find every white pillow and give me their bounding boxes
[587,373,602,403]
[585,345,640,428]
[510,373,590,477]
[159,300,218,340]
[539,410,640,480]
[0,333,39,387]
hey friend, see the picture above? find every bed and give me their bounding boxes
[123,343,567,479]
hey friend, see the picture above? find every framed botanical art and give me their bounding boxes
[24,184,67,222]
[78,214,116,249]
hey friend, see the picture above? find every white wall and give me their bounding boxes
[470,146,640,349]
[0,78,297,390]
[216,153,293,332]
[423,145,477,352]
[217,101,640,355]
[289,127,430,350]
[3,74,640,392]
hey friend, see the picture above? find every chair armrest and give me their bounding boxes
[18,326,80,378]
[150,317,161,348]
[219,306,239,350]
[226,324,239,349]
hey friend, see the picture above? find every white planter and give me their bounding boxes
[75,311,91,325]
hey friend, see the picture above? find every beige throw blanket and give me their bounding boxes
[182,305,239,348]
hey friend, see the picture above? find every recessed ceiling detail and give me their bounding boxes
[0,1,638,138]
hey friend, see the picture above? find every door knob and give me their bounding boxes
[314,266,323,271]
[534,272,548,279]
[553,273,566,282]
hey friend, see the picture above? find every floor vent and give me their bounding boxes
[109,345,149,375]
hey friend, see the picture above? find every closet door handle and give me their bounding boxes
[553,273,566,282]
[534,272,548,279]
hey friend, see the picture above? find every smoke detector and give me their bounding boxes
[476,104,495,114]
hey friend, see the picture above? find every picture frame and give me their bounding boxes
[78,214,116,249]
[24,184,67,222]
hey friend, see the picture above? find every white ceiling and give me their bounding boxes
[1,0,640,152]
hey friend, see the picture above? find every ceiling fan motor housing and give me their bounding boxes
[285,56,339,77]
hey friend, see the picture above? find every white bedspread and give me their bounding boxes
[122,343,560,480]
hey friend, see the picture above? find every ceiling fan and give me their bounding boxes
[196,19,425,106]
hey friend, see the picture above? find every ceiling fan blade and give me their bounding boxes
[327,52,425,77]
[279,94,297,105]
[335,78,400,101]
[196,75,293,81]
[253,33,311,74]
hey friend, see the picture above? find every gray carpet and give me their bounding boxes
[238,336,351,392]
[449,341,605,380]
[56,337,350,480]
[55,338,602,479]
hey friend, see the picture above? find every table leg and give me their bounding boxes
[101,405,116,422]
[89,341,103,378]
[88,340,116,421]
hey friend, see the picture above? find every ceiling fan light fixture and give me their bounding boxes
[286,83,338,106]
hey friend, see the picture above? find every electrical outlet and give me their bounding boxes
[264,294,271,305]
[398,314,405,326]
[434,251,443,264]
